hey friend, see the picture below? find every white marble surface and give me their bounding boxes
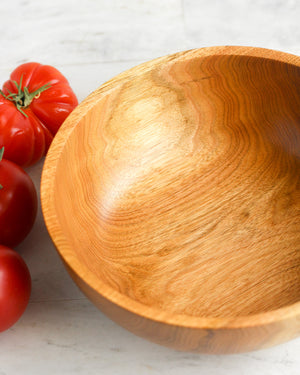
[0,1,299,374]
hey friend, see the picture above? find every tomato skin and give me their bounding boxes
[0,158,37,247]
[0,101,52,167]
[0,62,78,167]
[0,245,31,332]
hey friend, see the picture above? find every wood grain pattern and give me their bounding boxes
[41,46,300,353]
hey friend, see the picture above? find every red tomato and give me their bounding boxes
[0,62,78,167]
[0,148,37,247]
[0,245,31,332]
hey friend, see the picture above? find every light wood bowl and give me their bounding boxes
[41,46,300,354]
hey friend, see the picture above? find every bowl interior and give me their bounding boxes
[53,51,300,319]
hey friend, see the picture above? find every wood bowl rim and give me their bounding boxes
[41,46,300,330]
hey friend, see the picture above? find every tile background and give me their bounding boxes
[0,1,299,374]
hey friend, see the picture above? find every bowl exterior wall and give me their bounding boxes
[62,259,300,354]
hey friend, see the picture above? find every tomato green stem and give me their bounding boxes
[0,75,51,118]
[0,147,4,189]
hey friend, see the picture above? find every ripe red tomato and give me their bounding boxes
[0,148,37,247]
[0,245,31,332]
[0,62,78,167]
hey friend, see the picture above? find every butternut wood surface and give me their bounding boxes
[41,46,300,353]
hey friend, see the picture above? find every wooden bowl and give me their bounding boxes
[41,46,300,354]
